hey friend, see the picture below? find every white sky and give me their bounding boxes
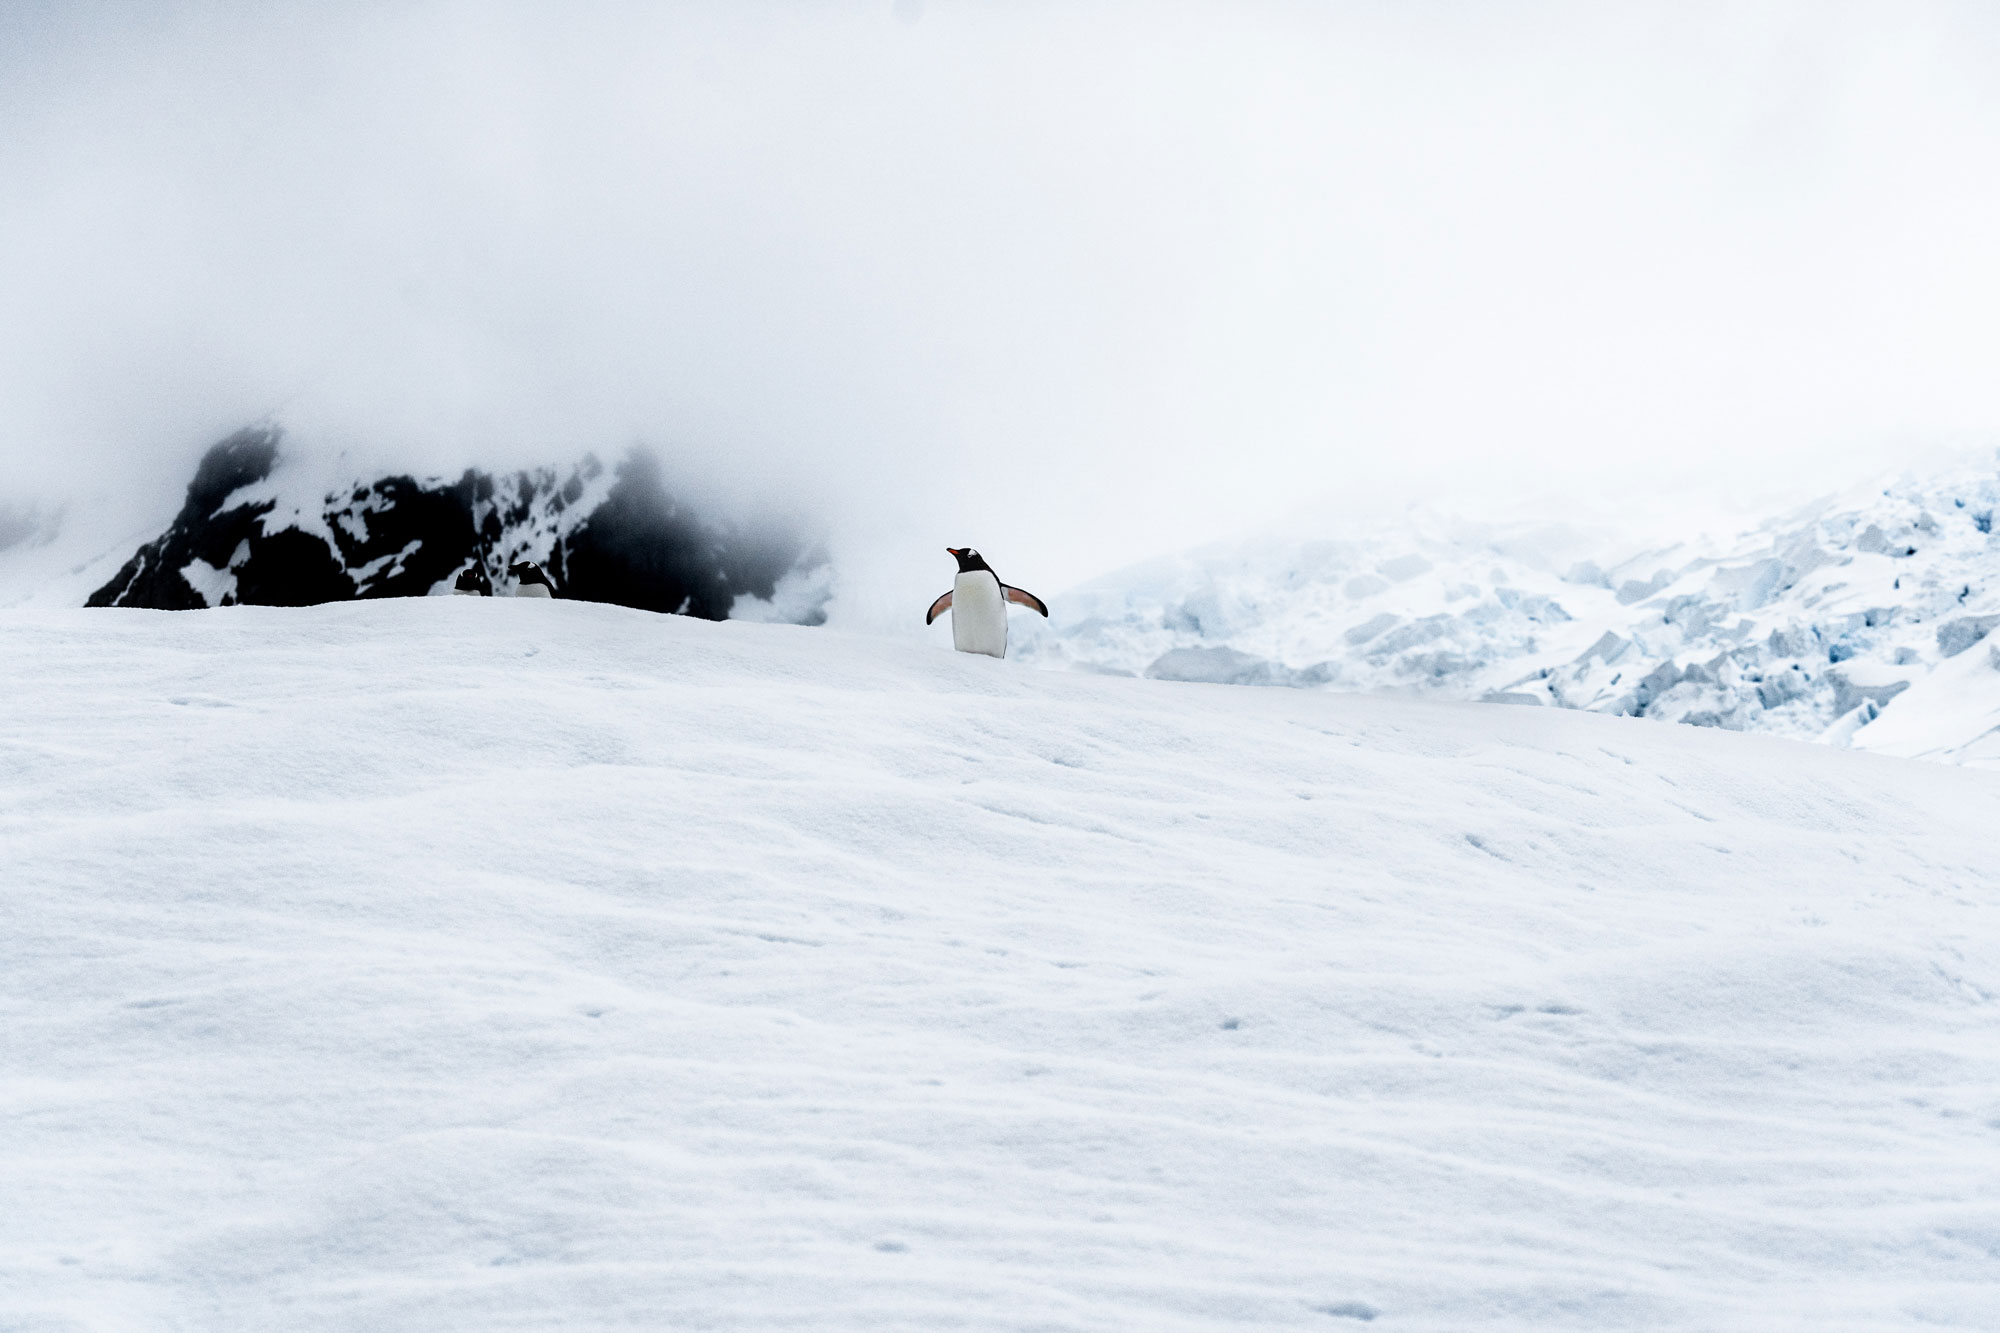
[4,0,2000,608]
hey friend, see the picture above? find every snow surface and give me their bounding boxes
[5,601,1999,1331]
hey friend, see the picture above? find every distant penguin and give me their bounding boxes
[510,561,556,598]
[925,547,1047,658]
[453,565,492,596]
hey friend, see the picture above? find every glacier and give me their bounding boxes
[1017,463,2000,768]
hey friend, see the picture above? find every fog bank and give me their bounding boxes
[6,1,2000,621]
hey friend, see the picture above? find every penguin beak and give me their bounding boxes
[946,547,961,556]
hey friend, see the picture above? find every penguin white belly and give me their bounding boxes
[952,570,1008,658]
[516,583,553,598]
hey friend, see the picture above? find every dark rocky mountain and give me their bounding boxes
[89,426,829,622]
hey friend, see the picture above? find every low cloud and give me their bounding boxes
[5,1,2000,622]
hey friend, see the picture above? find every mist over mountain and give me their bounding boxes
[7,3,2000,745]
[10,3,2000,599]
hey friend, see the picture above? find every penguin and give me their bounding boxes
[926,547,1047,658]
[510,560,557,598]
[453,564,492,596]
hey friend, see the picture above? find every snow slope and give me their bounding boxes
[4,602,1998,1331]
[1021,462,2000,766]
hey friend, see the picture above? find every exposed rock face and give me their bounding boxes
[558,451,806,619]
[89,427,829,623]
[90,429,366,610]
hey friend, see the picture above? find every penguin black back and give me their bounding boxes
[510,561,557,597]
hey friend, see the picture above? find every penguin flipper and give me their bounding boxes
[1002,585,1048,617]
[925,590,954,625]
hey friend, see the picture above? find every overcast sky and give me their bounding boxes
[5,0,2000,607]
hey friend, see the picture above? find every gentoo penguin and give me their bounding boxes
[925,547,1047,658]
[510,560,557,598]
[453,565,492,596]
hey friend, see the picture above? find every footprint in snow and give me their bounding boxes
[1315,1301,1379,1321]
[1464,833,1507,859]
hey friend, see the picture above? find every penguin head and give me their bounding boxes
[454,564,492,595]
[947,547,992,574]
[509,560,555,591]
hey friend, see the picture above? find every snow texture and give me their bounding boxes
[1022,463,2000,768]
[4,601,1999,1331]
